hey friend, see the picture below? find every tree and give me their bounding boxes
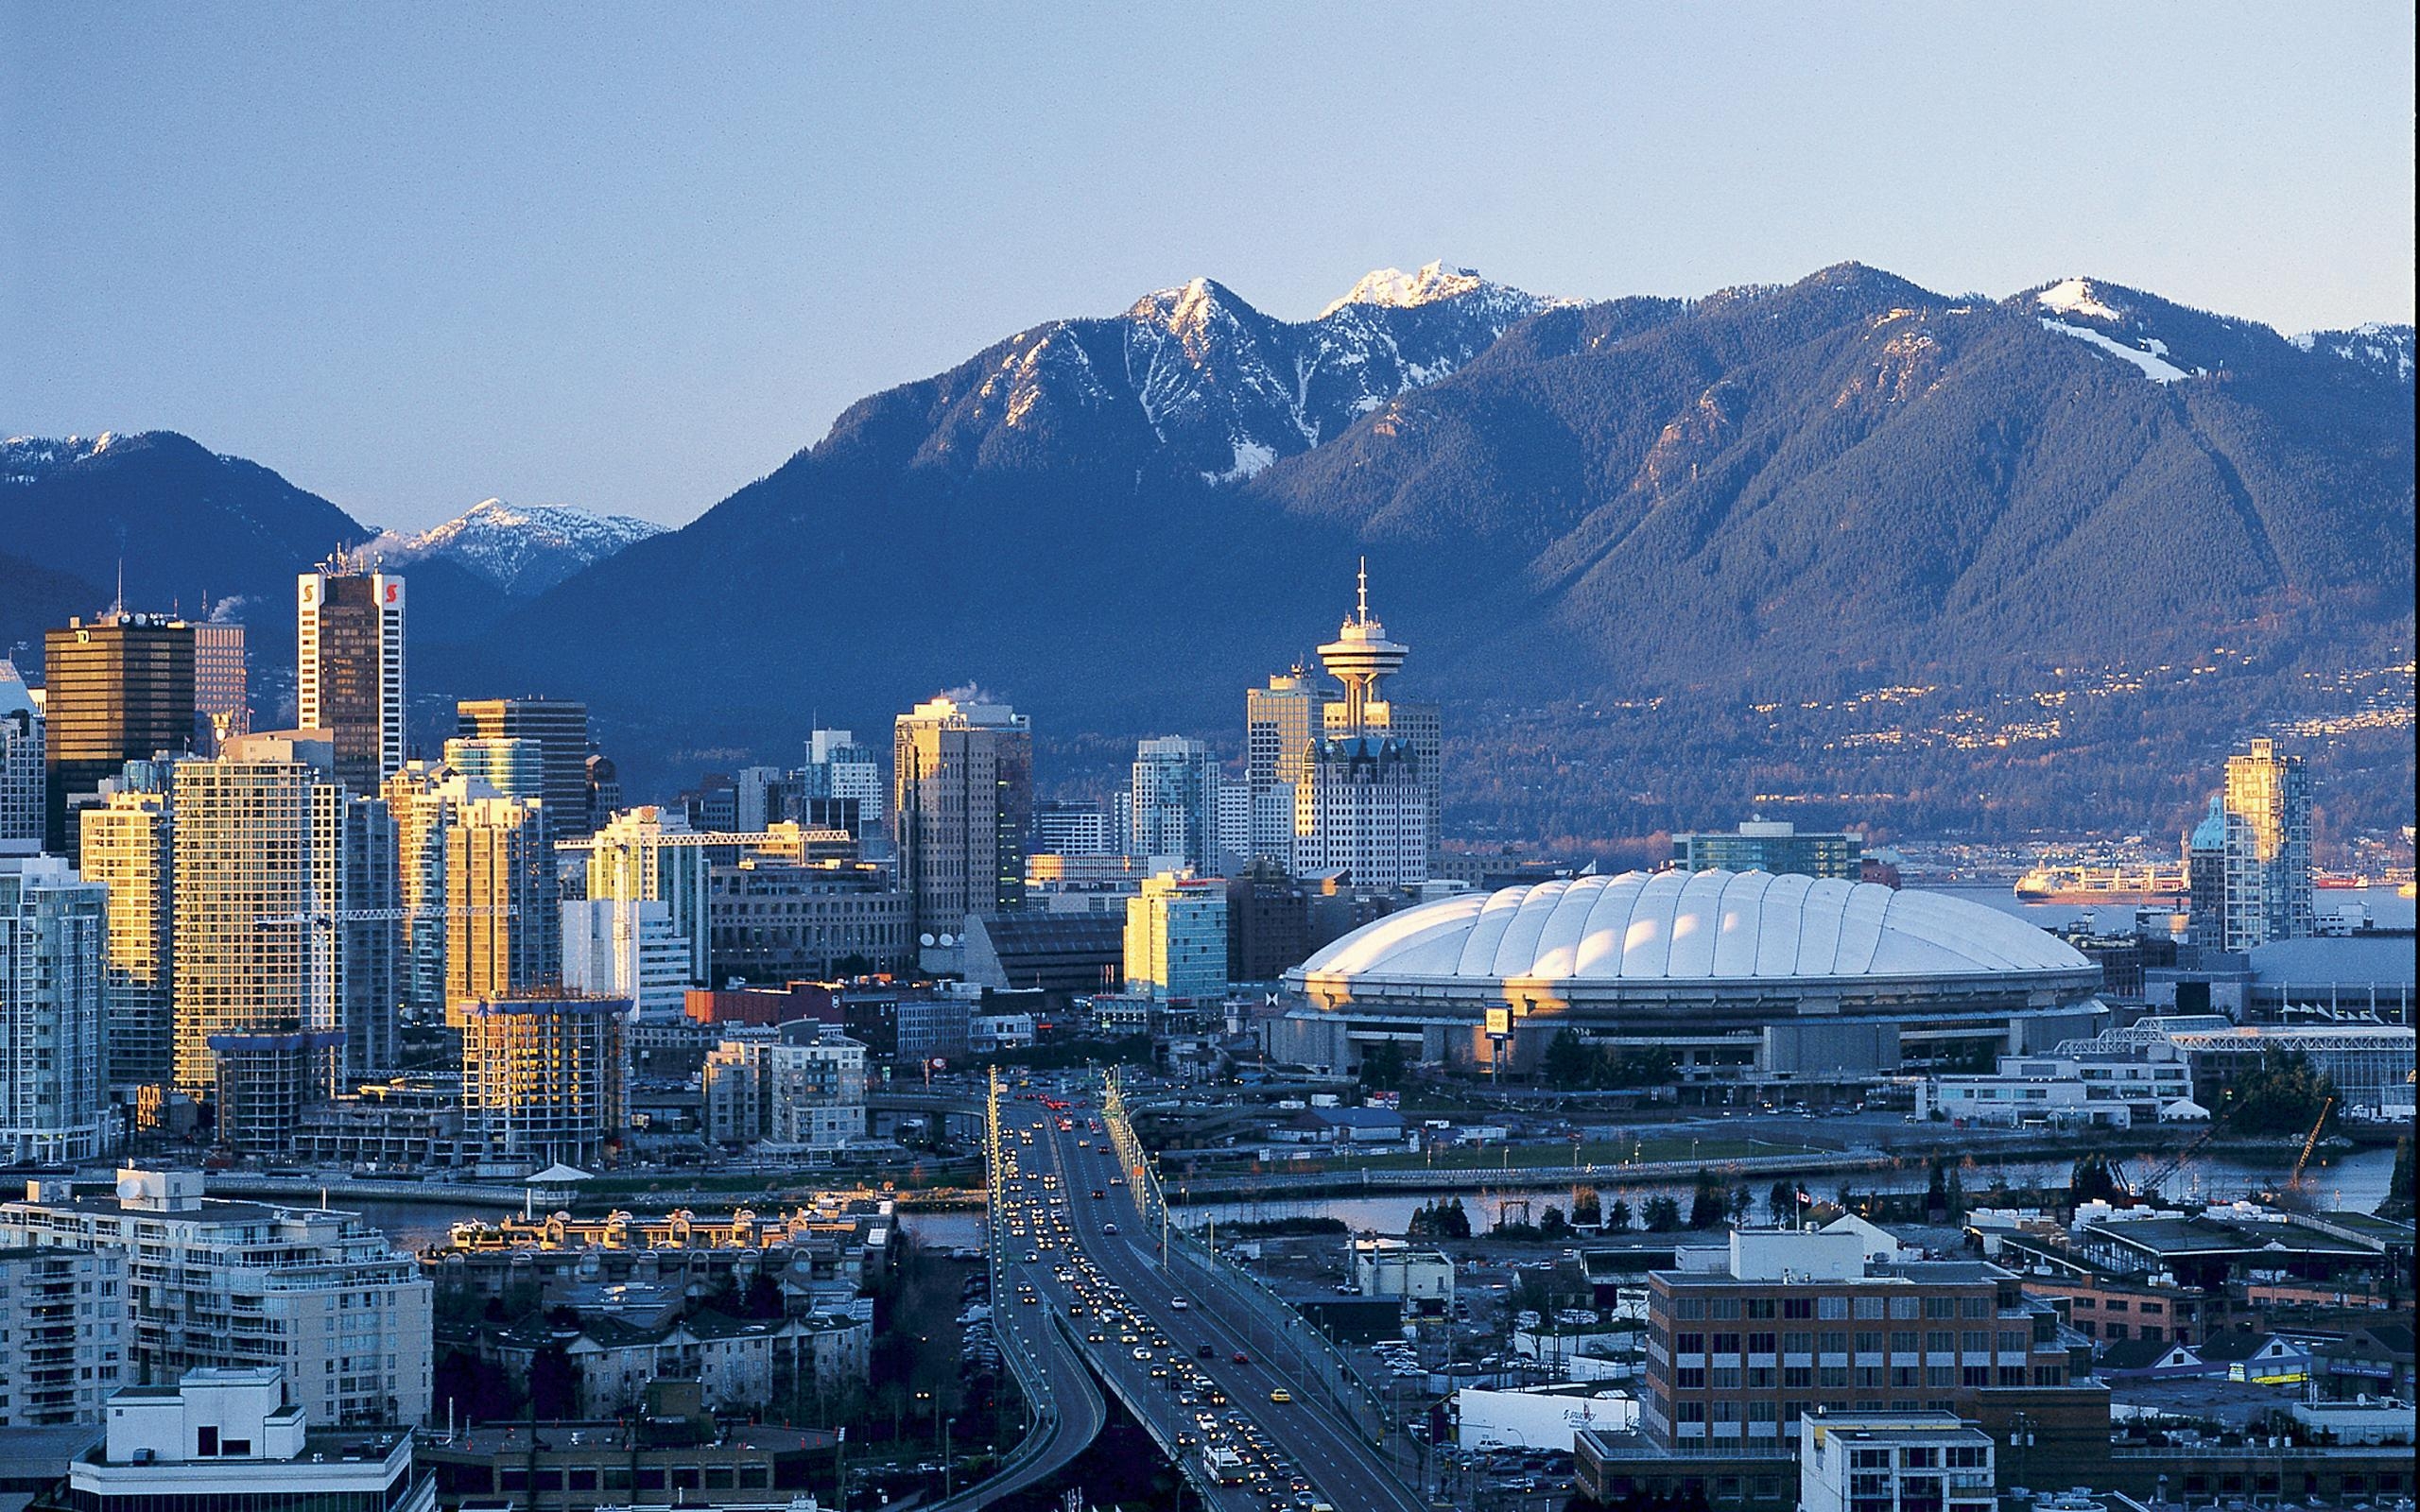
[1540,1206,1572,1240]
[1606,1197,1634,1232]
[2217,1049,2340,1136]
[1358,1040,1408,1091]
[1768,1178,1799,1224]
[1541,1029,1596,1091]
[2070,1153,2126,1209]
[1572,1187,1602,1228]
[1687,1176,1728,1230]
[2380,1136,2414,1222]
[1643,1195,1681,1232]
[1729,1185,1754,1225]
[528,1342,580,1419]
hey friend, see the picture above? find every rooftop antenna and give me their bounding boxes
[113,557,126,618]
[1356,556,1370,623]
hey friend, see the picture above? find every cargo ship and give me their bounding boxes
[2014,863,2188,904]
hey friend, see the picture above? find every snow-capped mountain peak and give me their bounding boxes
[370,498,666,595]
[2291,322,2416,385]
[2034,277,2129,323]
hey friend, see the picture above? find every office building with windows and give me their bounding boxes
[1246,668,1324,864]
[1676,820,1862,881]
[1796,1412,1996,1512]
[42,612,196,853]
[1123,870,1229,1004]
[444,795,560,1015]
[892,695,1031,939]
[1129,735,1221,874]
[2218,737,2314,950]
[296,561,406,796]
[455,696,594,838]
[583,806,713,988]
[191,619,250,755]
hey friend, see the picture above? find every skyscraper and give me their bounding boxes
[1129,735,1221,874]
[454,697,594,837]
[0,854,109,1163]
[1292,735,1428,890]
[444,795,561,1014]
[384,760,484,1023]
[441,733,546,803]
[1246,669,1324,864]
[1316,562,1440,875]
[296,561,406,796]
[80,778,177,1089]
[892,695,1033,939]
[42,613,197,853]
[191,620,250,755]
[2219,736,2315,950]
[2184,795,2230,952]
[0,661,42,852]
[170,731,397,1154]
[585,806,713,988]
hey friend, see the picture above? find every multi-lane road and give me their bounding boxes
[983,1081,1429,1512]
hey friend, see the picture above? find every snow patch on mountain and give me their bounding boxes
[2036,278,2128,323]
[2,432,119,484]
[2039,318,2191,383]
[2291,322,2416,384]
[370,498,666,595]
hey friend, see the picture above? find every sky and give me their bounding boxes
[5,3,2413,532]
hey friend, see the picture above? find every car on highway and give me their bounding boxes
[1232,1351,1250,1364]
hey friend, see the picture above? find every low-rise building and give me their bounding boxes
[427,1199,891,1313]
[701,1025,868,1152]
[1917,1049,2194,1129]
[419,1378,833,1510]
[1349,1235,1454,1307]
[70,1366,432,1512]
[1796,1411,1994,1512]
[478,1309,870,1418]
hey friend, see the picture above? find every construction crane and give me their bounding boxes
[252,903,520,1054]
[2287,1097,2335,1189]
[2121,1122,2220,1205]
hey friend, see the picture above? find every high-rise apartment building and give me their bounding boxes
[585,806,713,987]
[455,697,593,838]
[1123,871,1230,1004]
[0,1169,432,1428]
[0,661,43,852]
[2184,796,2230,952]
[385,761,482,1023]
[1129,735,1221,874]
[0,1243,125,1425]
[191,620,250,755]
[562,898,692,1019]
[892,696,1032,939]
[80,779,177,1088]
[170,732,398,1154]
[1676,820,1862,880]
[457,993,628,1167]
[0,855,109,1162]
[444,796,561,1014]
[42,613,197,853]
[2219,737,2314,951]
[585,753,623,833]
[1246,669,1324,863]
[296,562,406,796]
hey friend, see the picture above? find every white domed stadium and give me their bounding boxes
[1268,869,2105,1090]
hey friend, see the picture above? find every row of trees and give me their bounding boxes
[1539,1031,1679,1091]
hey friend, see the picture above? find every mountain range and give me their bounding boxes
[8,261,2412,842]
